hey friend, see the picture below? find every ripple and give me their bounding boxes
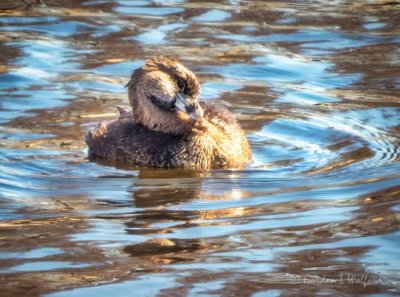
[2,261,91,273]
[192,9,231,23]
[0,16,58,25]
[93,60,143,76]
[46,274,178,297]
[0,248,63,260]
[114,5,184,16]
[132,23,187,45]
[0,1,399,296]
[1,21,100,37]
[218,29,390,57]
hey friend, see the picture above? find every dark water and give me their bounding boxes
[1,0,400,296]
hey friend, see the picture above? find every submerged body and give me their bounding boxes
[86,56,251,169]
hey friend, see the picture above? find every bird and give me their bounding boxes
[86,56,251,170]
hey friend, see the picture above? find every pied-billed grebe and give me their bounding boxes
[86,56,251,169]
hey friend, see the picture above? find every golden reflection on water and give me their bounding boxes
[0,0,400,296]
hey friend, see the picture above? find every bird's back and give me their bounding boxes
[86,110,183,167]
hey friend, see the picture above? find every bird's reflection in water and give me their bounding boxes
[123,169,248,263]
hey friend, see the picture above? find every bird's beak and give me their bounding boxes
[175,92,204,120]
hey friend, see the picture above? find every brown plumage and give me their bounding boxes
[86,56,251,169]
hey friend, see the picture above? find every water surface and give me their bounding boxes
[0,0,399,296]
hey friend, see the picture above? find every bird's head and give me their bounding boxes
[127,56,204,135]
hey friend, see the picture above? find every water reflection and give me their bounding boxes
[0,0,399,296]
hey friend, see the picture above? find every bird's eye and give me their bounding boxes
[176,78,186,91]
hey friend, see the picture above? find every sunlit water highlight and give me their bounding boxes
[0,1,399,296]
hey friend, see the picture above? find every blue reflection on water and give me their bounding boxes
[46,274,178,297]
[192,9,231,22]
[132,23,187,45]
[0,248,63,259]
[114,6,184,16]
[217,29,385,55]
[94,60,143,76]
[201,81,241,100]
[3,261,91,273]
[0,1,399,296]
[1,22,99,37]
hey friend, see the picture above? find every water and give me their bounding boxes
[0,0,399,296]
